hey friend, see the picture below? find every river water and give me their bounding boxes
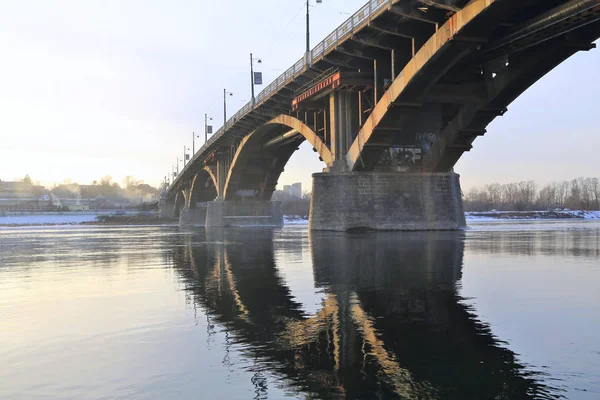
[0,221,599,399]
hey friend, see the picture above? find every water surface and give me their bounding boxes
[1,221,599,399]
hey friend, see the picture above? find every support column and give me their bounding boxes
[329,91,358,171]
[309,171,466,231]
[217,157,227,199]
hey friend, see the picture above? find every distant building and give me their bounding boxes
[284,182,302,198]
[0,180,48,210]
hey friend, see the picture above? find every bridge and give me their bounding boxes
[161,0,600,231]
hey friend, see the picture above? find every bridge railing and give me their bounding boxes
[170,0,393,191]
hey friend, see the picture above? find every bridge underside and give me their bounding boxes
[164,0,600,231]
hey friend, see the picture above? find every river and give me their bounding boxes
[0,221,599,399]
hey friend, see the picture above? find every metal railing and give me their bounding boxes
[170,0,392,191]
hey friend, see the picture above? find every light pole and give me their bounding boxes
[176,158,180,175]
[250,53,262,105]
[205,114,213,144]
[183,146,189,167]
[223,89,233,129]
[306,0,323,57]
[192,132,200,155]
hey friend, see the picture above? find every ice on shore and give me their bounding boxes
[0,214,99,226]
[465,210,600,221]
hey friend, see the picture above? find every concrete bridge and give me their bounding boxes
[161,0,600,231]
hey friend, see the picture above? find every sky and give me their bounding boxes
[0,0,598,191]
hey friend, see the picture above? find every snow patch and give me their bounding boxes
[0,214,99,226]
[284,215,309,225]
[465,210,600,221]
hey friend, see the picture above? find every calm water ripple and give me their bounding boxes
[0,221,599,399]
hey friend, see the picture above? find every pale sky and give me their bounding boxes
[1,1,598,191]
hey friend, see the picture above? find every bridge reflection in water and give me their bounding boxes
[168,228,560,399]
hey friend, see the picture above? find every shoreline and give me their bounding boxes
[1,210,599,228]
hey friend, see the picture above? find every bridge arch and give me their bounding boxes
[223,115,332,200]
[188,166,218,208]
[345,0,600,173]
[173,189,187,218]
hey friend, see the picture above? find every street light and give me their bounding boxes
[183,146,190,167]
[306,0,323,58]
[192,132,200,155]
[205,114,213,144]
[223,89,233,129]
[250,53,262,105]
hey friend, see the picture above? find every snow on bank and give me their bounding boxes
[284,211,600,225]
[0,214,99,226]
[284,215,309,225]
[466,210,600,221]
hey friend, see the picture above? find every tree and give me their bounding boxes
[100,176,113,186]
[592,178,600,210]
[123,176,141,189]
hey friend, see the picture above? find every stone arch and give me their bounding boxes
[223,115,332,200]
[188,166,219,208]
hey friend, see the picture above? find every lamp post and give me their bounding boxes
[205,114,213,144]
[192,132,200,155]
[223,89,233,129]
[250,53,262,105]
[306,0,323,58]
[183,146,189,167]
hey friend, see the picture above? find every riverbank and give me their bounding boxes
[0,212,173,227]
[2,210,600,227]
[466,210,600,221]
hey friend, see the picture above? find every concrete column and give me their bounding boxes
[329,91,358,171]
[216,158,227,198]
[309,171,466,231]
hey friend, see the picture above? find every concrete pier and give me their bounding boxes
[179,206,207,227]
[309,171,466,231]
[205,200,283,227]
[159,194,175,219]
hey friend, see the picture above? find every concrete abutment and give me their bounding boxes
[309,171,466,232]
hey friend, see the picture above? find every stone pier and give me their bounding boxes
[179,206,208,227]
[309,171,466,231]
[159,193,175,220]
[205,200,283,227]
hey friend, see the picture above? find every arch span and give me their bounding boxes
[173,189,187,218]
[344,0,600,172]
[188,166,218,208]
[224,115,331,200]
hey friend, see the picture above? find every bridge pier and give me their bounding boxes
[179,206,208,227]
[205,200,283,228]
[309,171,466,232]
[159,192,175,220]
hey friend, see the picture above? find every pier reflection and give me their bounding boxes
[169,228,560,399]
